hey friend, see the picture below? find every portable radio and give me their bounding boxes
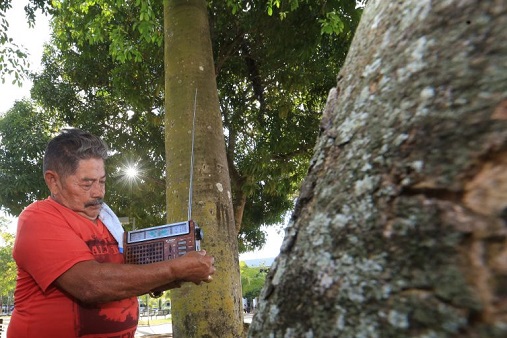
[123,220,203,264]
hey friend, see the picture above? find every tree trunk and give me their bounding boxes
[163,0,243,336]
[249,0,507,337]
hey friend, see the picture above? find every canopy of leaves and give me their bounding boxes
[212,0,361,249]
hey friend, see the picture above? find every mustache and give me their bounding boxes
[84,199,104,208]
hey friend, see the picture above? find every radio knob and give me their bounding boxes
[195,227,203,241]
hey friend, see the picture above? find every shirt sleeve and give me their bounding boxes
[14,202,96,292]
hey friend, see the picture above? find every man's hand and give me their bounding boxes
[175,250,215,285]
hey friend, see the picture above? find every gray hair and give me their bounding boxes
[43,128,109,178]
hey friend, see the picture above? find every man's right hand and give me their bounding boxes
[174,250,215,285]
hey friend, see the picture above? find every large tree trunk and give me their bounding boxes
[163,0,243,336]
[249,0,507,337]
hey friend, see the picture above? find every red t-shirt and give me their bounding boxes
[8,198,138,338]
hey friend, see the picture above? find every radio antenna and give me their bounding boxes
[188,88,197,220]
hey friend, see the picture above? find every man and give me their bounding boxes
[8,128,215,338]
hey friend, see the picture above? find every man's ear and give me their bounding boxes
[44,170,60,194]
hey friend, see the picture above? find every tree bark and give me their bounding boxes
[249,0,507,337]
[163,0,243,336]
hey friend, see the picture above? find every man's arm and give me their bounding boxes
[55,250,215,304]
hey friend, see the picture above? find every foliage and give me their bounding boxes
[261,0,361,35]
[240,261,270,300]
[51,0,163,63]
[0,100,56,213]
[0,0,53,84]
[0,215,16,299]
[212,0,361,249]
[0,10,29,86]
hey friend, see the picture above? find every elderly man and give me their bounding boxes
[8,128,215,338]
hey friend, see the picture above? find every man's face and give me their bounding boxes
[47,158,106,221]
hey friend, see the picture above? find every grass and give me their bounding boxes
[138,316,172,326]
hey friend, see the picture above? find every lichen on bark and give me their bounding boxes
[249,0,507,337]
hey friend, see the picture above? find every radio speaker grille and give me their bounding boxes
[125,240,165,265]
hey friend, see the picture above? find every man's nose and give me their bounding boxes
[90,182,105,198]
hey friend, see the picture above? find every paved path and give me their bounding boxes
[0,314,254,338]
[136,323,172,337]
[135,313,254,337]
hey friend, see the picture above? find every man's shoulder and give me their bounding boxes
[20,198,72,219]
[18,198,87,234]
[22,198,54,213]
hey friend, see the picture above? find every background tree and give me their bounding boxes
[249,0,507,337]
[0,100,56,211]
[0,216,16,310]
[211,0,362,250]
[162,0,244,335]
[240,262,269,303]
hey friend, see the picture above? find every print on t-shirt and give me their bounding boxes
[76,236,138,336]
[88,236,121,262]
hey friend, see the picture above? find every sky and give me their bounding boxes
[0,2,51,114]
[0,3,284,260]
[239,225,285,261]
